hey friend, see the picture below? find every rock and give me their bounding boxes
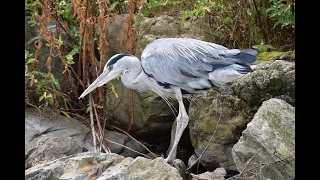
[98,157,183,180]
[191,168,226,180]
[25,108,146,160]
[188,60,295,171]
[97,157,134,179]
[25,108,94,154]
[25,137,85,169]
[104,130,146,158]
[231,60,295,106]
[105,14,131,56]
[231,98,295,179]
[279,54,291,60]
[25,152,126,180]
[105,79,178,141]
[26,152,183,180]
[213,168,227,177]
[171,159,187,179]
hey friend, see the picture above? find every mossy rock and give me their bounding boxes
[188,60,295,171]
[232,98,295,179]
[256,51,295,62]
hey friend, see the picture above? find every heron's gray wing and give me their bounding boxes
[141,38,254,91]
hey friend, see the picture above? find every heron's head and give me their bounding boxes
[78,54,135,99]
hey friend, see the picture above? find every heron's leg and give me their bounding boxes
[166,101,182,160]
[165,87,189,163]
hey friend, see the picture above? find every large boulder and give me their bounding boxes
[25,108,94,154]
[188,60,294,171]
[25,152,183,180]
[25,137,85,169]
[98,157,183,180]
[232,98,295,179]
[191,168,227,180]
[25,108,146,161]
[105,14,131,56]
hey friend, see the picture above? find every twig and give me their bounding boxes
[104,137,152,159]
[69,64,85,89]
[88,79,97,153]
[91,96,111,153]
[236,148,262,180]
[226,155,293,180]
[94,130,111,153]
[26,102,42,113]
[77,0,90,89]
[112,126,157,158]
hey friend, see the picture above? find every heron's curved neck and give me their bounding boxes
[120,58,152,92]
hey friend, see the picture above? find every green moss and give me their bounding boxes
[256,51,295,62]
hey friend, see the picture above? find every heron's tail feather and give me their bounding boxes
[240,49,258,56]
[233,49,258,63]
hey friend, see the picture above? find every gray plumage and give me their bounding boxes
[79,38,258,163]
[141,38,256,92]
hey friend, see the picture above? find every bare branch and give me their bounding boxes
[104,137,153,159]
[88,79,97,153]
[112,126,157,158]
[236,148,262,180]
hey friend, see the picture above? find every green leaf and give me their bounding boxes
[61,110,71,118]
[86,105,91,114]
[109,83,118,98]
[39,92,46,102]
[108,2,119,11]
[25,65,28,74]
[48,96,54,105]
[27,58,34,64]
[54,36,64,47]
[27,19,37,26]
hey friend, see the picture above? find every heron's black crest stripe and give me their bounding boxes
[141,66,153,77]
[107,54,133,67]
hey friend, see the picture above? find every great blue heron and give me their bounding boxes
[79,38,257,163]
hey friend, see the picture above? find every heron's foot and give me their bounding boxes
[164,155,174,163]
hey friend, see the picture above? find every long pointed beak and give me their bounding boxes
[78,70,111,99]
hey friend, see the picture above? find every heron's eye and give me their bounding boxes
[108,65,113,70]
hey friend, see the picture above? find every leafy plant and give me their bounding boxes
[266,0,295,29]
[25,49,60,107]
[181,0,216,25]
[65,45,79,65]
[252,41,276,52]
